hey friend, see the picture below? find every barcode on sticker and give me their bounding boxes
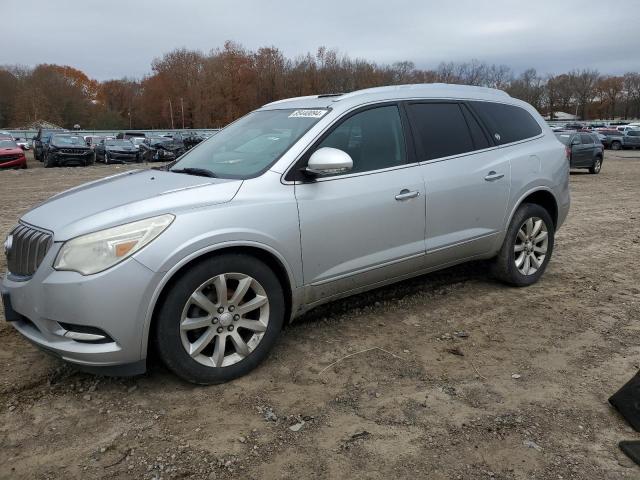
[288,109,328,119]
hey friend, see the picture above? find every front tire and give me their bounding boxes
[43,155,56,168]
[155,254,285,384]
[492,203,555,287]
[611,141,621,151]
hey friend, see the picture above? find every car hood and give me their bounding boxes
[0,147,23,155]
[21,169,243,241]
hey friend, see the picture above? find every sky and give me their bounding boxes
[3,0,639,81]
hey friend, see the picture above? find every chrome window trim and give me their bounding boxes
[280,97,545,185]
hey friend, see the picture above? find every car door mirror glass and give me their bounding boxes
[305,147,353,176]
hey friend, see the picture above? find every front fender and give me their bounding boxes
[137,238,301,359]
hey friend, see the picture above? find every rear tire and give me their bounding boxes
[589,156,602,174]
[155,254,285,384]
[611,141,621,151]
[491,203,555,287]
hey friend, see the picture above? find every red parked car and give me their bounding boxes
[0,139,27,169]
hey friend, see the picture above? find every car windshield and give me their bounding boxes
[555,133,572,145]
[131,137,145,145]
[106,139,133,146]
[52,135,85,146]
[170,108,328,178]
[0,140,18,148]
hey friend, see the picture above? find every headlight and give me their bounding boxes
[54,214,174,275]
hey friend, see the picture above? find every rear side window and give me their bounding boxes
[580,133,593,144]
[628,131,640,137]
[470,101,542,144]
[406,103,475,160]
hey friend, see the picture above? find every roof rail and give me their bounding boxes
[336,83,510,101]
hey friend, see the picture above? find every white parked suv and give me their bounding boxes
[2,84,570,384]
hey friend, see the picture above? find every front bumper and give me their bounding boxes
[1,243,159,373]
[0,156,27,168]
[106,151,138,163]
[50,151,93,166]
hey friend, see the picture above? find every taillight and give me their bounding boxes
[565,146,571,160]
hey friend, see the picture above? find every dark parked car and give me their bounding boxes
[183,132,205,150]
[597,129,625,150]
[138,135,186,162]
[33,128,68,160]
[555,132,603,174]
[44,134,95,168]
[116,131,146,140]
[95,139,139,164]
[622,130,640,149]
[0,139,27,169]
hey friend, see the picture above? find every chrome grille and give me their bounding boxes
[6,224,53,277]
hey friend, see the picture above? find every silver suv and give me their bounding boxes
[2,84,570,384]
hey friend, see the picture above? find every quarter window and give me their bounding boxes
[407,103,475,160]
[470,101,542,144]
[315,105,407,174]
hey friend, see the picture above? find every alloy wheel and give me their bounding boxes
[179,273,270,368]
[514,217,548,276]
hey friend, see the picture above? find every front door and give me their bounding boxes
[294,104,427,304]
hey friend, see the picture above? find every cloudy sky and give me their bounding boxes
[3,0,638,80]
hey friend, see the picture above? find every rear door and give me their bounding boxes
[407,101,511,266]
[578,133,595,166]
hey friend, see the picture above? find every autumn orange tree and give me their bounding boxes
[1,42,640,129]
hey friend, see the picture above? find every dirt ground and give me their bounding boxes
[1,149,640,480]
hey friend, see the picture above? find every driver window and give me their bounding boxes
[316,105,406,174]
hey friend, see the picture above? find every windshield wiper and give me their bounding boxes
[170,167,217,178]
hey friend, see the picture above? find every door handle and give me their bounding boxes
[484,171,504,182]
[395,189,420,201]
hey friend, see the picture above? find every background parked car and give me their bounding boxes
[34,128,68,160]
[116,131,146,140]
[597,129,625,150]
[623,129,640,149]
[94,138,139,164]
[84,135,110,149]
[183,132,205,150]
[44,134,95,168]
[0,138,27,169]
[138,134,186,162]
[13,136,31,150]
[555,131,603,173]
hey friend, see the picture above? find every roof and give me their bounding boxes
[261,83,512,111]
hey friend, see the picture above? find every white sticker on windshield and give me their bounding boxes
[289,109,328,119]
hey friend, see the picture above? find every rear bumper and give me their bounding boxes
[1,245,160,373]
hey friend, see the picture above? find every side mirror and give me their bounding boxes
[305,147,353,176]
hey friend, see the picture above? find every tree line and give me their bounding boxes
[1,41,640,130]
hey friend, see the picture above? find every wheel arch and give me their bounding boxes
[506,188,559,231]
[141,242,297,359]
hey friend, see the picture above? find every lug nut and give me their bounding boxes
[217,327,223,334]
[228,305,235,312]
[233,314,240,321]
[212,317,218,324]
[217,307,224,314]
[228,325,234,332]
